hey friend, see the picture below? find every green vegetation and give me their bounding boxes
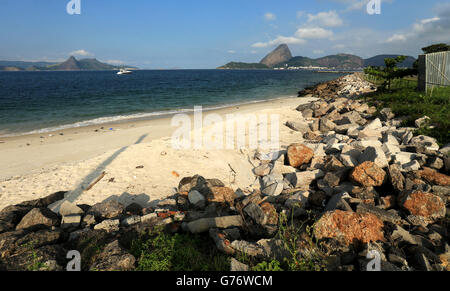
[131,226,230,271]
[362,76,450,145]
[217,62,269,69]
[364,56,417,91]
[421,43,450,54]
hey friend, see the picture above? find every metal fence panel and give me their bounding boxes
[418,51,450,91]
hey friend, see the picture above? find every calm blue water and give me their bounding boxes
[0,70,343,136]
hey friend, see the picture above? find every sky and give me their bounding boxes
[0,0,449,69]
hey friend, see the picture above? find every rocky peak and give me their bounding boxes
[259,44,292,68]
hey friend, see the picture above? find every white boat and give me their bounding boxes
[117,68,133,75]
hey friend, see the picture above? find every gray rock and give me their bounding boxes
[388,164,405,192]
[257,238,290,262]
[93,219,120,232]
[380,108,395,121]
[16,208,60,230]
[285,191,309,210]
[319,118,336,133]
[358,146,389,168]
[427,157,444,170]
[261,182,284,196]
[253,164,272,176]
[188,190,206,209]
[402,160,421,172]
[186,215,243,234]
[415,116,431,128]
[285,121,310,133]
[391,225,418,246]
[325,193,352,212]
[230,258,249,271]
[88,200,124,220]
[121,215,141,227]
[285,169,325,189]
[230,240,265,258]
[61,215,81,229]
[58,201,84,217]
[244,203,266,225]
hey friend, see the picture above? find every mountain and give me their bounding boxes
[0,60,58,69]
[0,57,137,71]
[363,55,416,68]
[260,44,293,67]
[217,62,269,70]
[275,53,364,70]
[48,56,81,70]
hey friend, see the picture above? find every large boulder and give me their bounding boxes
[287,144,314,168]
[415,168,450,186]
[314,210,385,246]
[350,161,386,187]
[87,200,125,220]
[16,208,60,230]
[400,191,446,225]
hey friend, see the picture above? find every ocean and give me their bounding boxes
[0,70,344,136]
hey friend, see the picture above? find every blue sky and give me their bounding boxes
[0,0,449,69]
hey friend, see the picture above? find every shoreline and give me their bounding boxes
[0,94,297,138]
[0,95,316,183]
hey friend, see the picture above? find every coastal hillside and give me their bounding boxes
[0,57,137,71]
[364,55,416,68]
[276,53,364,70]
[218,44,414,70]
[217,62,269,70]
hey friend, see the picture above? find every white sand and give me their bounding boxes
[0,97,317,211]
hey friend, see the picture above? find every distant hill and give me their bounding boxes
[0,60,58,69]
[0,57,137,71]
[217,44,418,71]
[260,44,292,67]
[217,62,269,69]
[276,53,364,69]
[363,55,416,68]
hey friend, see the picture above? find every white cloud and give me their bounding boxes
[307,11,343,27]
[69,49,93,57]
[313,50,324,55]
[386,34,407,43]
[252,36,306,48]
[295,27,333,39]
[264,13,276,21]
[227,50,236,54]
[106,60,125,65]
[297,11,305,19]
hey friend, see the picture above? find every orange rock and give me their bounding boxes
[400,191,446,224]
[287,144,314,168]
[260,202,278,225]
[172,171,180,178]
[207,187,237,205]
[350,161,386,187]
[314,210,385,245]
[415,167,450,186]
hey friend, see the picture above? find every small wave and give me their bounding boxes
[0,95,297,137]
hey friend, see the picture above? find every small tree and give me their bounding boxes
[422,43,450,54]
[364,56,416,91]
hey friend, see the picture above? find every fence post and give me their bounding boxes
[418,54,426,92]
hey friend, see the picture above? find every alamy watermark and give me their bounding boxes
[171,106,280,157]
[67,0,81,15]
[367,0,381,15]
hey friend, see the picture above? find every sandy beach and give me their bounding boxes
[0,96,317,211]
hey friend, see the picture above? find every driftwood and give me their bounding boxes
[85,171,106,191]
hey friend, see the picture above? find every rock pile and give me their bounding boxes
[0,74,448,271]
[298,73,376,99]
